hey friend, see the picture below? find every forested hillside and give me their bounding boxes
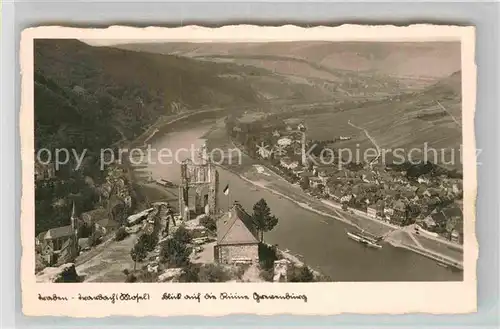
[34,39,261,235]
[35,39,261,144]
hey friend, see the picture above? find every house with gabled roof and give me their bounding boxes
[214,202,260,264]
[37,203,79,265]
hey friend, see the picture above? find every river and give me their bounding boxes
[141,121,462,281]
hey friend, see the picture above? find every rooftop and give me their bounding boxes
[216,203,259,246]
[43,225,73,240]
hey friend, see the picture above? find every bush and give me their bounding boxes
[199,216,216,232]
[139,271,158,283]
[179,263,200,283]
[125,273,137,283]
[160,238,192,268]
[130,242,147,270]
[259,267,274,282]
[235,263,250,280]
[288,264,315,282]
[123,270,137,283]
[115,226,129,241]
[198,264,230,283]
[258,243,278,270]
[173,225,193,245]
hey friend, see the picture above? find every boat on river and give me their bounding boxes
[346,230,383,249]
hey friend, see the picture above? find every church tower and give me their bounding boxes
[70,202,79,256]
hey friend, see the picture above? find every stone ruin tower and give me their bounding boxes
[178,144,219,221]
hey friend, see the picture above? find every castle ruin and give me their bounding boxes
[178,144,219,220]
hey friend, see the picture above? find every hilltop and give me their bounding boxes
[35,39,264,141]
[34,39,266,235]
[117,41,460,91]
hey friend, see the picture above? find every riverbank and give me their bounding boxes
[201,117,463,270]
[216,161,463,270]
[130,108,229,149]
[121,114,462,280]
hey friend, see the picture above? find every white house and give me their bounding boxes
[309,177,323,188]
[277,137,292,147]
[417,176,430,184]
[367,206,377,218]
[280,157,299,170]
[340,194,353,203]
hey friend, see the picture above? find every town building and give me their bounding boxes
[36,203,79,266]
[214,202,260,264]
[280,157,299,170]
[277,137,292,148]
[309,176,324,188]
[95,217,120,235]
[367,206,377,218]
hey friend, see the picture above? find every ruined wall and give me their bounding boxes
[208,166,219,215]
[179,161,219,219]
[218,244,259,264]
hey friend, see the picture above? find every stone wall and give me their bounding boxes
[36,263,80,283]
[218,243,259,264]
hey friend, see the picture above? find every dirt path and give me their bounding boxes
[436,101,462,129]
[347,119,381,164]
[76,233,139,282]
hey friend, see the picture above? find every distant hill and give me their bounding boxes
[35,39,265,142]
[33,39,265,235]
[429,70,462,95]
[117,41,460,81]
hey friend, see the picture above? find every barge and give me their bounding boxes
[346,230,383,249]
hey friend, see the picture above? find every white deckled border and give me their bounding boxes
[20,24,477,317]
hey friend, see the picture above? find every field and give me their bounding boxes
[298,76,462,169]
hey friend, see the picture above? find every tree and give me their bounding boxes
[252,198,279,242]
[173,225,193,245]
[199,216,216,232]
[130,242,147,271]
[159,238,192,268]
[160,227,193,268]
[138,232,159,252]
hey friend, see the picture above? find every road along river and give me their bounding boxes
[135,120,462,282]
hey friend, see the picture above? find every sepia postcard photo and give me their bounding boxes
[21,24,477,316]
